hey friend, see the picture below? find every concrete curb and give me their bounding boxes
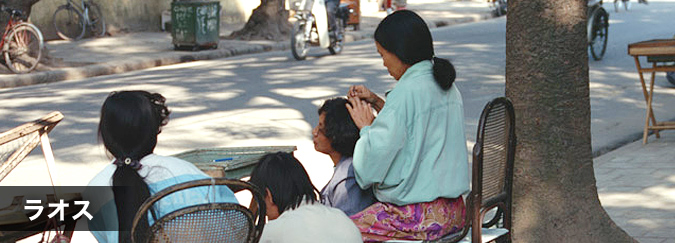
[0,41,289,88]
[591,116,675,158]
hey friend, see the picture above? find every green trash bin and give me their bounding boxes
[171,0,220,50]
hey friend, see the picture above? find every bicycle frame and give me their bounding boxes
[0,10,23,48]
[64,0,92,25]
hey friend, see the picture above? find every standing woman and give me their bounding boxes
[346,10,469,242]
[86,91,237,243]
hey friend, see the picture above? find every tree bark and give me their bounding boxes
[228,0,291,41]
[505,0,636,242]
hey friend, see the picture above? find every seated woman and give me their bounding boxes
[314,97,376,216]
[249,152,362,243]
[85,90,237,243]
[345,10,469,242]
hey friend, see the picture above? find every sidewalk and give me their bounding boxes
[594,131,675,243]
[0,0,493,89]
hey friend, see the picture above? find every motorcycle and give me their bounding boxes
[287,0,351,60]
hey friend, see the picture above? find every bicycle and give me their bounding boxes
[0,5,44,74]
[52,0,105,41]
[588,0,609,61]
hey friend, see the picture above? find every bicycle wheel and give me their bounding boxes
[86,1,106,37]
[53,5,85,41]
[3,24,44,74]
[291,21,310,60]
[589,8,609,61]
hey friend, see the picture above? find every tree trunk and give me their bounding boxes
[0,0,40,33]
[228,0,291,41]
[505,0,636,242]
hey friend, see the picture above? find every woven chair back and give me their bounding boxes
[148,203,253,242]
[469,97,516,243]
[477,99,513,206]
[131,178,266,243]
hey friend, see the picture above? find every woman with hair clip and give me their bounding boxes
[345,10,469,242]
[249,152,361,243]
[85,90,237,243]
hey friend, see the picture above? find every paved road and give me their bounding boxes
[1,1,674,185]
[1,1,674,242]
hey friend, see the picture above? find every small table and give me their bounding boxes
[173,146,297,179]
[627,39,675,144]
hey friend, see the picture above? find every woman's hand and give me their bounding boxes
[346,96,375,130]
[348,85,375,103]
[348,85,385,112]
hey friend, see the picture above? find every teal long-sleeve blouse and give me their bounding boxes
[353,60,470,206]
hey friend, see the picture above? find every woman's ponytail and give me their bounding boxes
[432,57,456,91]
[112,159,153,243]
[99,91,168,242]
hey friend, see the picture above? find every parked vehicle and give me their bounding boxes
[667,71,675,85]
[288,0,351,60]
[588,0,609,61]
[489,0,507,17]
[53,0,105,41]
[0,5,44,74]
[614,0,630,12]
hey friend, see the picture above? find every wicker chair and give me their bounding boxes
[444,97,516,243]
[130,178,266,243]
[461,96,515,243]
[389,97,516,243]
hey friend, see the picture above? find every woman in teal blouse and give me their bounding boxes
[346,10,469,242]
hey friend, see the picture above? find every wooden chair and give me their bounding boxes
[460,96,515,243]
[130,178,266,243]
[389,97,516,243]
[0,112,84,242]
[0,111,63,184]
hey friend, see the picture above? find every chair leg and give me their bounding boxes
[494,234,510,243]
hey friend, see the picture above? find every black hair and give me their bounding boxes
[98,90,170,242]
[318,97,360,157]
[249,152,319,215]
[374,10,456,91]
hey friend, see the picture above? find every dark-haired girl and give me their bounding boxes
[345,10,469,242]
[250,152,362,242]
[86,91,237,243]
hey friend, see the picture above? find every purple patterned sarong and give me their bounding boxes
[349,197,465,242]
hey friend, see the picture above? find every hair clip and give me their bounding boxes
[114,157,142,170]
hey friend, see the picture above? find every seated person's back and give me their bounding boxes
[250,152,362,243]
[85,91,237,243]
